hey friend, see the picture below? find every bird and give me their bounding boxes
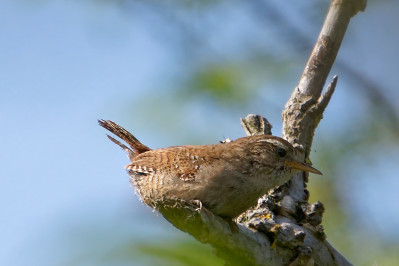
[99,119,322,219]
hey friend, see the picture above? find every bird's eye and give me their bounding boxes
[277,147,287,157]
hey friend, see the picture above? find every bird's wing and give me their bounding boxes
[126,146,213,182]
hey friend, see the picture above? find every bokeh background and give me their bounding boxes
[1,0,398,265]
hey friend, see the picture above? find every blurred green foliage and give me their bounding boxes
[132,240,224,266]
[186,64,252,105]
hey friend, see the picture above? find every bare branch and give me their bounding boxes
[316,75,338,114]
[283,0,366,149]
[240,114,273,136]
[295,0,366,99]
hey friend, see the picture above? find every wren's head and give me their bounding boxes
[238,135,322,188]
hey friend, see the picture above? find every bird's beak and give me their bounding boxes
[285,161,323,175]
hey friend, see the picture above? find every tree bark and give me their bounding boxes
[155,0,367,265]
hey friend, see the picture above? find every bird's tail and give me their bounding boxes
[98,119,151,160]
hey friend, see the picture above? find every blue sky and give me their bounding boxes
[0,1,163,264]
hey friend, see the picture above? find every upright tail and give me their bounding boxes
[98,120,151,160]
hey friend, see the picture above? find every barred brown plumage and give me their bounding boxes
[99,119,321,218]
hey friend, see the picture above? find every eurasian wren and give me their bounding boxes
[99,120,321,219]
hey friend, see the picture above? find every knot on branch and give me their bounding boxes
[240,114,273,136]
[282,76,338,153]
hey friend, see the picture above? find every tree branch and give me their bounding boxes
[154,1,366,265]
